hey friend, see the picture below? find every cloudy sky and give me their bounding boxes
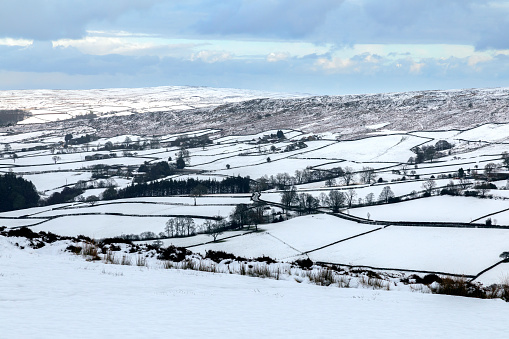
[1,0,508,95]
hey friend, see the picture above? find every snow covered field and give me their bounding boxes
[309,226,509,275]
[292,134,427,162]
[30,214,172,238]
[4,95,509,322]
[0,86,305,123]
[191,215,379,260]
[348,196,509,224]
[2,236,509,339]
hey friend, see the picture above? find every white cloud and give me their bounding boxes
[85,30,156,38]
[266,52,290,62]
[190,50,233,63]
[53,37,136,55]
[315,57,355,72]
[363,53,379,63]
[467,54,492,67]
[410,62,425,73]
[0,38,32,46]
[52,35,197,58]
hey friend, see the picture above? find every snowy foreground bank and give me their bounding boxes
[2,235,509,339]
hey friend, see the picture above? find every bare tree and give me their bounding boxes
[298,193,319,214]
[422,178,436,195]
[52,155,61,164]
[423,145,437,162]
[484,162,497,180]
[378,186,395,203]
[319,192,329,207]
[106,178,117,188]
[327,190,346,212]
[345,189,357,208]
[475,181,492,197]
[177,146,191,165]
[164,217,195,237]
[400,164,409,176]
[325,178,336,187]
[165,218,176,237]
[123,136,132,148]
[230,203,250,228]
[183,217,195,236]
[302,167,313,183]
[204,219,225,242]
[502,152,509,170]
[341,166,354,186]
[365,192,375,205]
[294,170,303,184]
[458,177,472,191]
[275,172,292,189]
[280,186,298,212]
[248,202,265,231]
[359,167,376,184]
[190,184,208,205]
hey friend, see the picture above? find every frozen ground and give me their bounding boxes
[158,215,379,261]
[0,86,305,123]
[475,262,509,285]
[30,215,173,238]
[292,134,427,162]
[348,196,509,224]
[1,236,509,339]
[4,93,509,323]
[308,226,509,275]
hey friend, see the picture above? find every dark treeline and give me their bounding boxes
[136,161,175,182]
[45,186,84,205]
[104,176,252,199]
[0,173,39,212]
[0,109,30,126]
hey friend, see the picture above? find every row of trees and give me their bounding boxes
[101,176,252,200]
[256,165,376,191]
[121,217,226,242]
[281,187,353,213]
[280,185,399,214]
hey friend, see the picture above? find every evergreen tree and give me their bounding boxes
[0,173,39,212]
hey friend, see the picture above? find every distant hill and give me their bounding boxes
[2,86,509,139]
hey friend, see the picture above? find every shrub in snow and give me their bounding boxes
[253,256,276,264]
[294,258,313,269]
[158,245,191,262]
[205,250,244,263]
[499,251,509,260]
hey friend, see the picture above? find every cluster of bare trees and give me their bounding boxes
[229,202,265,230]
[163,216,229,240]
[257,166,377,190]
[164,217,196,237]
[203,219,227,241]
[281,186,358,214]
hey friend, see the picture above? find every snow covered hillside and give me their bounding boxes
[0,86,305,124]
[3,86,509,140]
[2,85,509,337]
[2,233,509,339]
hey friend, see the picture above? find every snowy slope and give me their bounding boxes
[2,236,509,339]
[308,226,509,275]
[0,86,305,123]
